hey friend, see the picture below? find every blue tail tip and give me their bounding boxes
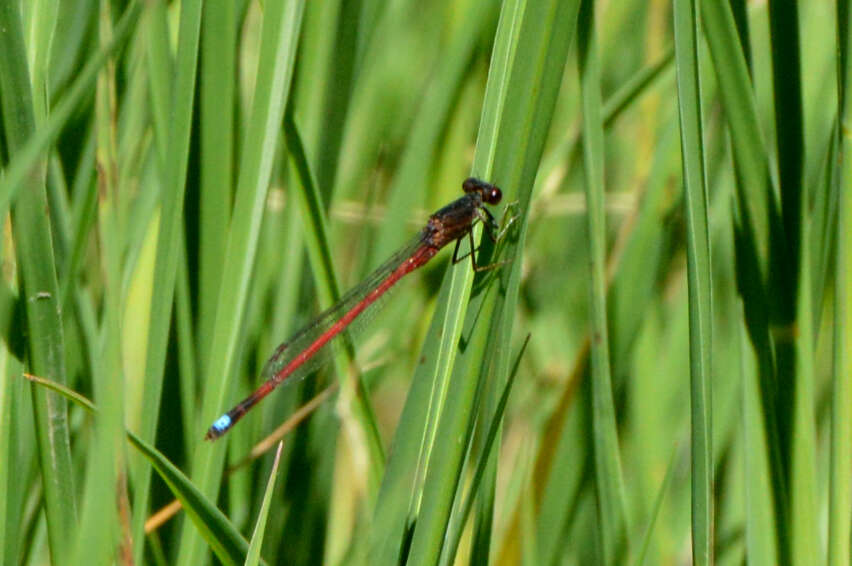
[205,414,232,440]
[213,414,231,431]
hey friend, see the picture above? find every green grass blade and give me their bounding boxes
[789,216,819,565]
[672,1,714,563]
[0,0,142,215]
[198,0,236,368]
[740,305,780,566]
[245,442,284,566]
[27,373,261,566]
[366,272,470,565]
[132,434,258,566]
[181,3,304,564]
[578,1,629,563]
[25,0,58,125]
[404,1,578,564]
[144,0,171,168]
[828,3,852,564]
[700,0,772,279]
[0,338,26,564]
[701,3,791,561]
[439,335,530,566]
[809,131,839,327]
[602,47,674,127]
[767,6,809,558]
[0,2,76,560]
[767,1,804,272]
[130,1,203,563]
[69,4,128,562]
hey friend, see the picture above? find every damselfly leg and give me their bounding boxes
[452,200,521,272]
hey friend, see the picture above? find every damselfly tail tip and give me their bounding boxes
[204,414,232,441]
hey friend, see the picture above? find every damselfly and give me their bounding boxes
[206,177,516,440]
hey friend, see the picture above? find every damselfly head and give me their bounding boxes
[462,177,502,205]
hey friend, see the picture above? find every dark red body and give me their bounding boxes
[206,178,502,440]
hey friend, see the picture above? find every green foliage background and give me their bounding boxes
[0,0,849,565]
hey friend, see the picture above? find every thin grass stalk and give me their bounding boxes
[198,0,236,369]
[741,302,780,565]
[790,200,819,566]
[0,323,27,565]
[26,0,58,126]
[672,0,714,563]
[440,336,529,566]
[577,1,629,563]
[766,4,808,554]
[699,0,772,277]
[0,2,77,561]
[245,442,284,566]
[828,2,852,564]
[767,1,804,278]
[700,3,792,561]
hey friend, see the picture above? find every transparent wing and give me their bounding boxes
[207,229,436,439]
[256,228,431,389]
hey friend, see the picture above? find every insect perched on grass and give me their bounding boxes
[206,177,517,440]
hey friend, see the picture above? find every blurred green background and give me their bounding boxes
[0,0,849,565]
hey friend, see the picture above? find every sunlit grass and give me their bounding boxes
[0,1,848,565]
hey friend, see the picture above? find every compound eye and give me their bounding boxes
[486,186,502,204]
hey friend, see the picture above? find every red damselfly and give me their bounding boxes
[206,177,516,440]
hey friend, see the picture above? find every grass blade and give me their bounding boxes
[26,373,260,566]
[245,442,285,566]
[181,3,304,564]
[578,1,629,563]
[700,0,772,278]
[0,1,142,214]
[197,0,236,368]
[672,0,714,563]
[741,308,780,565]
[130,1,203,562]
[69,3,129,562]
[439,335,530,566]
[828,3,852,564]
[4,2,847,565]
[405,0,578,564]
[789,215,819,564]
[0,2,76,560]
